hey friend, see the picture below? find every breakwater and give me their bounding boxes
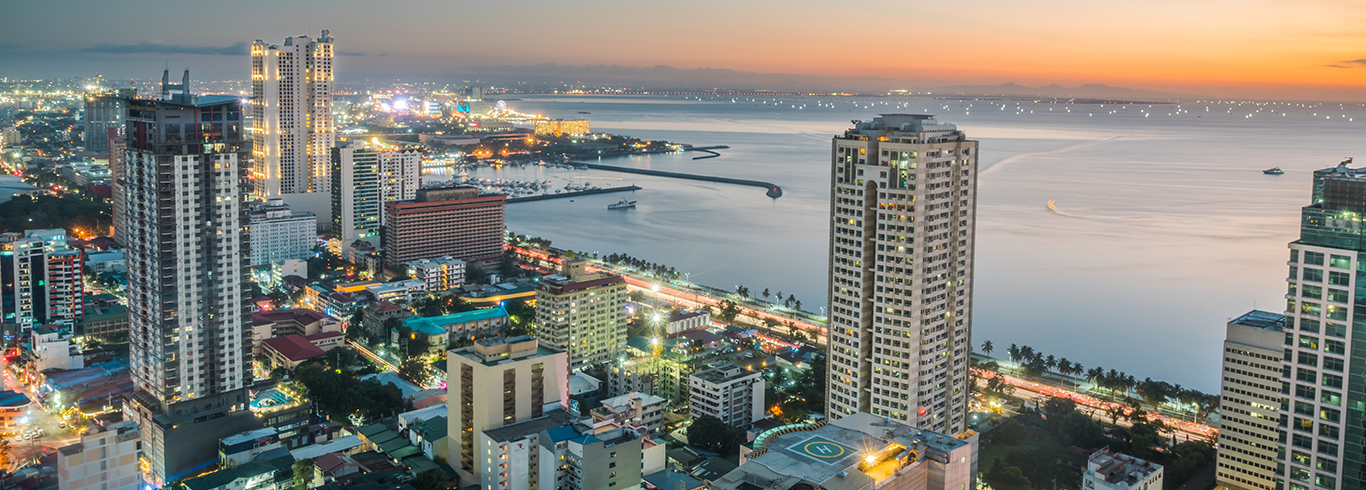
[505,185,641,204]
[568,161,782,198]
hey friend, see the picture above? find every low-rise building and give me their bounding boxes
[248,199,318,267]
[219,427,283,467]
[404,306,509,345]
[538,423,644,490]
[689,365,763,429]
[361,301,413,341]
[715,412,976,490]
[251,309,338,356]
[1083,448,1163,490]
[78,304,129,342]
[0,390,29,430]
[406,256,466,294]
[57,420,141,490]
[593,392,665,436]
[478,409,576,490]
[664,311,709,336]
[365,279,427,304]
[84,249,126,275]
[261,335,326,372]
[29,325,83,372]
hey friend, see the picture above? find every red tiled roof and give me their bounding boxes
[252,308,328,326]
[370,300,404,312]
[262,335,326,362]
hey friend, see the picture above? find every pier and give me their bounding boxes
[568,161,782,198]
[505,185,641,204]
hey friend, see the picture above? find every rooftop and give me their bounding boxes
[403,306,508,334]
[262,335,326,362]
[484,409,575,442]
[1230,310,1286,331]
[252,308,328,326]
[1087,448,1162,485]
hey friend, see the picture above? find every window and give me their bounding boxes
[1304,268,1323,282]
[1291,451,1311,465]
[1299,352,1318,367]
[1317,474,1337,489]
[1319,423,1339,439]
[1323,356,1344,372]
[1301,319,1320,333]
[1324,322,1345,338]
[1300,302,1321,316]
[1295,401,1314,415]
[1324,339,1345,355]
[1291,250,1300,262]
[1317,458,1337,472]
[1297,368,1317,383]
[1290,266,1299,279]
[1289,283,1298,296]
[1325,305,1347,321]
[1295,417,1313,432]
[1320,390,1341,406]
[1296,384,1316,400]
[1305,252,1325,265]
[1321,373,1342,389]
[1318,440,1338,456]
[1327,289,1349,303]
[1299,336,1319,350]
[1329,254,1351,268]
[1290,466,1310,482]
[1328,271,1349,285]
[1302,285,1323,298]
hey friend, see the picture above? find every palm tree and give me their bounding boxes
[761,288,771,301]
[1056,359,1072,386]
[1006,344,1020,364]
[1044,355,1057,374]
[793,299,802,312]
[981,340,994,356]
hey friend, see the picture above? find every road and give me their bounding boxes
[609,271,830,346]
[1,370,80,470]
[977,370,1217,443]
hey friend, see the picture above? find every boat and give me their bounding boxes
[1264,167,1284,175]
[1047,199,1055,211]
[607,200,637,210]
[578,111,591,114]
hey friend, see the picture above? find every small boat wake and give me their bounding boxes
[1046,199,1088,219]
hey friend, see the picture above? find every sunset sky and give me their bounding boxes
[3,0,1364,99]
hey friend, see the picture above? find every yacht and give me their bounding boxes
[607,199,637,210]
[1264,167,1284,175]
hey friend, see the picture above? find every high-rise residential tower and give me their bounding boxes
[826,114,977,435]
[330,142,420,255]
[1260,161,1366,489]
[119,89,261,486]
[251,31,335,219]
[535,260,628,370]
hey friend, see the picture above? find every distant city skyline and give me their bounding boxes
[2,0,1365,100]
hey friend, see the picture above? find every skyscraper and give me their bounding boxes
[0,230,85,336]
[1256,161,1365,489]
[534,260,628,369]
[1214,310,1283,490]
[251,31,335,219]
[119,87,261,486]
[826,114,977,435]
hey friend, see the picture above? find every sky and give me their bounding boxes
[2,0,1365,100]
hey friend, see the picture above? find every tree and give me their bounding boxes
[399,360,429,386]
[1006,344,1020,363]
[718,300,740,322]
[292,458,315,490]
[688,415,740,454]
[775,404,809,425]
[0,438,10,470]
[981,340,994,356]
[983,459,1032,490]
[467,262,488,284]
[761,288,770,301]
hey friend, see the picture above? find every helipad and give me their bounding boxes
[790,435,856,463]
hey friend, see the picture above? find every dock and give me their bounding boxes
[568,161,782,198]
[505,185,641,204]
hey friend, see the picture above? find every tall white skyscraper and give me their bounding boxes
[826,114,977,435]
[120,90,261,486]
[251,31,335,220]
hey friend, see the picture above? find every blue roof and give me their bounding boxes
[404,306,508,334]
[544,426,579,443]
[644,470,702,490]
[0,391,28,408]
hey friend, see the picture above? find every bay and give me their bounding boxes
[437,95,1365,392]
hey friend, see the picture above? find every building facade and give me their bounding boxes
[1,230,86,335]
[57,420,142,490]
[248,199,317,266]
[1083,449,1163,490]
[120,91,262,486]
[406,256,467,294]
[251,31,335,219]
[1269,161,1366,489]
[535,261,628,370]
[689,365,764,429]
[447,336,568,484]
[1214,310,1283,490]
[83,88,135,153]
[826,114,977,435]
[383,187,506,270]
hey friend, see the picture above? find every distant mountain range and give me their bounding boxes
[923,82,1195,100]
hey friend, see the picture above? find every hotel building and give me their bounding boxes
[251,31,335,219]
[383,187,506,271]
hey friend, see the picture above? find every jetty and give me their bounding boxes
[505,185,641,204]
[568,161,782,198]
[685,145,727,160]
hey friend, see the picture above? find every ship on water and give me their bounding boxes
[607,199,637,210]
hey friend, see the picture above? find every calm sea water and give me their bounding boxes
[432,95,1366,392]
